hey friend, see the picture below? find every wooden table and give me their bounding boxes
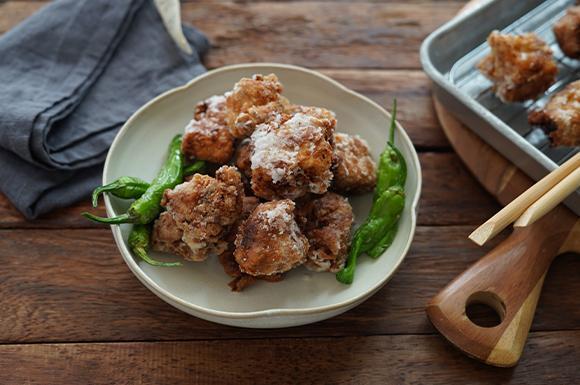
[0,1,578,384]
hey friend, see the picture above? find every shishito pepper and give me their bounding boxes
[374,104,407,203]
[183,160,206,176]
[336,100,407,284]
[91,176,149,207]
[90,160,206,207]
[84,137,207,267]
[83,135,184,225]
[128,224,181,267]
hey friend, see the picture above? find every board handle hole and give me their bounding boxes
[466,291,506,328]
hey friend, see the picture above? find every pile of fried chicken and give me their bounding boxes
[150,74,377,291]
[477,3,579,147]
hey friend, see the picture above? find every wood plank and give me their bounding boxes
[0,1,43,33]
[0,331,577,385]
[321,70,449,148]
[0,1,463,69]
[0,226,577,343]
[186,1,462,69]
[0,152,499,228]
[419,152,499,225]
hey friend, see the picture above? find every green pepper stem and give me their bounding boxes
[82,212,133,224]
[133,247,182,267]
[91,183,119,207]
[389,99,397,145]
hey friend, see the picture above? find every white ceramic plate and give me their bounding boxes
[104,63,422,328]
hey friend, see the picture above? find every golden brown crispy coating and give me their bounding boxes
[226,74,285,138]
[296,193,354,272]
[528,80,580,147]
[182,95,235,164]
[478,31,557,102]
[554,6,580,59]
[234,200,309,276]
[218,197,260,275]
[233,98,291,136]
[217,196,286,291]
[154,166,244,261]
[151,212,199,261]
[287,105,337,121]
[250,111,336,200]
[233,139,254,195]
[234,139,252,179]
[332,132,377,194]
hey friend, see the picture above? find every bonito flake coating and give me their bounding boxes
[332,132,377,194]
[234,199,309,276]
[249,110,336,200]
[478,31,557,102]
[528,80,580,147]
[181,95,235,164]
[152,166,244,261]
[296,193,354,273]
[226,73,287,139]
[554,6,580,59]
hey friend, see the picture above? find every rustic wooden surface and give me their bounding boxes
[0,1,578,384]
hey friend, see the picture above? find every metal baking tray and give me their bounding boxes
[421,0,580,216]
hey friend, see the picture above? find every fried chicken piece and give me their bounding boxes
[296,193,354,272]
[234,200,309,276]
[250,110,336,200]
[219,249,284,291]
[332,132,377,194]
[182,95,235,164]
[554,6,580,59]
[233,98,291,137]
[232,139,254,195]
[218,196,259,276]
[152,211,199,261]
[234,139,252,179]
[226,74,286,138]
[478,31,557,102]
[217,195,285,291]
[287,105,337,121]
[153,166,244,261]
[528,80,580,147]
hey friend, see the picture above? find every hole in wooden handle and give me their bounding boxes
[466,291,506,328]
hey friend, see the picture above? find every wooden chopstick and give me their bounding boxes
[514,167,580,227]
[469,152,580,246]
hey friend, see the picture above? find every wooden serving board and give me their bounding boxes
[425,0,579,368]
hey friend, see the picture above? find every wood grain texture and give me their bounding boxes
[0,331,578,385]
[0,153,498,228]
[428,207,579,367]
[0,1,463,69]
[321,70,449,148]
[185,1,464,69]
[0,0,577,383]
[0,227,577,344]
[432,98,580,366]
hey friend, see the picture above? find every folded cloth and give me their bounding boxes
[0,0,209,219]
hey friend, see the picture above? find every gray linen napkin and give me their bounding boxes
[0,0,209,219]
